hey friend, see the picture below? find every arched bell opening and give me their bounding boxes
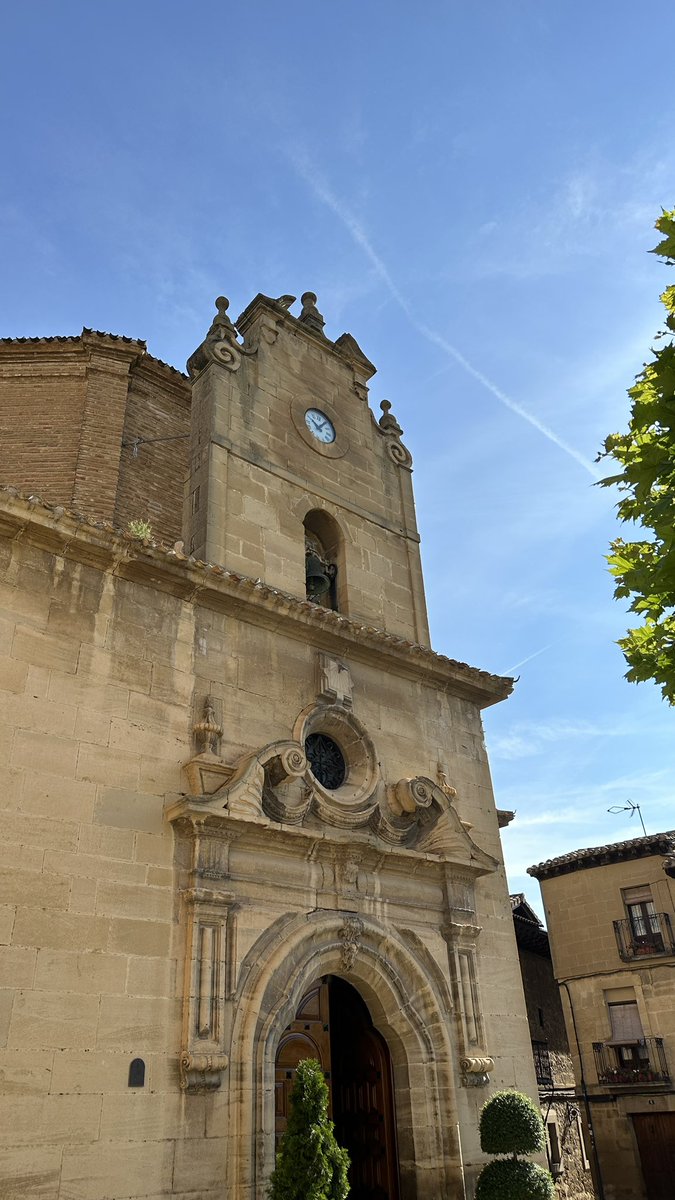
[303,509,345,612]
[274,975,400,1200]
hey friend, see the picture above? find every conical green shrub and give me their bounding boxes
[269,1058,350,1200]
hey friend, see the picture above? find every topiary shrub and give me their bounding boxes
[480,1089,545,1156]
[269,1058,350,1200]
[476,1090,554,1200]
[475,1157,555,1200]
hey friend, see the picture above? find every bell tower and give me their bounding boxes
[184,291,429,645]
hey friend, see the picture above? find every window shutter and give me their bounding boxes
[608,1002,643,1042]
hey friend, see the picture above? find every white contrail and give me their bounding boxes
[501,645,553,676]
[290,150,600,480]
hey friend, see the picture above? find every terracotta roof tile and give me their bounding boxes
[528,830,675,880]
[0,329,187,379]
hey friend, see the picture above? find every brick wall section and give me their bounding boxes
[0,341,88,506]
[71,338,142,522]
[0,335,191,540]
[114,358,190,545]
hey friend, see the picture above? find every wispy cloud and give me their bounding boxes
[490,715,651,761]
[287,146,600,480]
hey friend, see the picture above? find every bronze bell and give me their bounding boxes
[305,550,331,601]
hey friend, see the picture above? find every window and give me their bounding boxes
[623,885,664,952]
[547,1121,563,1178]
[608,1001,643,1043]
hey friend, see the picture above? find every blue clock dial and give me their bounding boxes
[304,408,336,444]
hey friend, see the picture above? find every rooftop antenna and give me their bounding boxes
[607,798,647,837]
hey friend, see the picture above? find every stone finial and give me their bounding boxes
[378,400,402,436]
[187,296,243,377]
[275,294,296,310]
[193,695,223,756]
[377,400,412,468]
[298,292,326,337]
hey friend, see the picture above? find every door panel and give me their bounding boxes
[274,976,400,1200]
[632,1112,675,1200]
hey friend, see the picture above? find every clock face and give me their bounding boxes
[304,408,336,444]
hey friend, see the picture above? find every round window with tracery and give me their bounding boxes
[305,733,346,790]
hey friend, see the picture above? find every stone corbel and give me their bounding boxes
[460,1055,495,1088]
[180,1051,230,1093]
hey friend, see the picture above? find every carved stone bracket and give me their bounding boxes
[460,1055,494,1088]
[338,915,364,971]
[180,1051,230,1093]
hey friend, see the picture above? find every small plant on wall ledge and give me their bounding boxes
[127,518,153,540]
[269,1058,350,1200]
[475,1090,555,1200]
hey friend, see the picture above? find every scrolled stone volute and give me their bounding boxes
[187,296,245,378]
[179,1051,229,1093]
[459,1054,494,1087]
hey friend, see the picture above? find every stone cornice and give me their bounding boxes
[0,487,514,708]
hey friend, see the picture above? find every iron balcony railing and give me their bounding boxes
[593,1037,670,1087]
[531,1040,553,1086]
[613,913,675,961]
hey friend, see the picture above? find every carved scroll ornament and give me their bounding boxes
[460,1055,494,1088]
[180,1051,230,1093]
[187,296,255,377]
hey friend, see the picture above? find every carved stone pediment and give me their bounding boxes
[372,776,498,874]
[171,741,496,884]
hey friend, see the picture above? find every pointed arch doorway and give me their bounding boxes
[275,975,401,1200]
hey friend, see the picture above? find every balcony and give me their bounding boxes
[613,913,675,961]
[531,1040,553,1086]
[593,1038,670,1087]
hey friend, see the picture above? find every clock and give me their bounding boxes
[304,408,336,444]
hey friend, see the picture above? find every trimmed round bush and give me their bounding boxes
[475,1157,555,1200]
[479,1090,545,1156]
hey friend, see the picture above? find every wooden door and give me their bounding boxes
[632,1112,675,1199]
[330,977,400,1200]
[274,980,332,1143]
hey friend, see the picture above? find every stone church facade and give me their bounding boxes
[0,293,538,1198]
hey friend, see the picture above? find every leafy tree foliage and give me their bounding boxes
[475,1158,555,1200]
[269,1058,350,1200]
[479,1089,545,1156]
[476,1091,554,1200]
[599,209,675,702]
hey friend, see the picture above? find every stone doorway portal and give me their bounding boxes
[275,975,401,1200]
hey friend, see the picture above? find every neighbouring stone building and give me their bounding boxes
[529,832,675,1200]
[511,894,595,1199]
[0,292,540,1199]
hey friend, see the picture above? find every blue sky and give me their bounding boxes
[2,2,674,914]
